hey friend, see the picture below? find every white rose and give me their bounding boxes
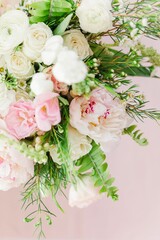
[69,176,102,208]
[0,10,29,54]
[68,126,92,160]
[76,0,113,34]
[23,22,53,61]
[41,36,64,65]
[0,120,34,191]
[5,51,34,79]
[63,30,93,59]
[0,82,16,117]
[52,48,88,85]
[50,125,92,164]
[30,73,54,95]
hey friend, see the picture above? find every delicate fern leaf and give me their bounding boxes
[123,125,149,146]
[77,141,119,201]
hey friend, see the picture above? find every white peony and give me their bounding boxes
[0,82,16,117]
[76,0,113,34]
[23,22,53,61]
[41,36,64,65]
[5,51,34,79]
[52,48,88,85]
[0,10,29,54]
[50,125,92,164]
[0,120,34,191]
[30,73,54,95]
[69,176,102,208]
[63,29,93,59]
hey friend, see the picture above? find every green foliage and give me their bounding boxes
[0,71,18,90]
[22,157,66,239]
[53,13,73,35]
[119,85,160,122]
[123,125,148,146]
[90,43,153,78]
[77,141,118,201]
[29,0,75,28]
[41,101,76,183]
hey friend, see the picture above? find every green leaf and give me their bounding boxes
[77,141,119,201]
[24,217,34,223]
[54,13,73,35]
[123,125,149,146]
[124,66,154,77]
[29,0,75,27]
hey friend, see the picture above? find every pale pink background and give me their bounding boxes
[0,2,160,239]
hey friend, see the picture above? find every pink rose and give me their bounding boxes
[0,119,34,191]
[5,101,36,140]
[70,88,128,146]
[34,91,61,131]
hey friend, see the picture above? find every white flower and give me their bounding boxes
[23,22,53,61]
[0,120,34,191]
[63,29,93,59]
[52,48,88,85]
[68,126,92,160]
[5,51,34,79]
[69,176,102,208]
[30,73,54,95]
[76,0,113,34]
[50,125,92,164]
[0,10,29,54]
[41,36,64,65]
[0,82,16,117]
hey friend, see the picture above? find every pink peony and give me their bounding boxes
[5,101,36,140]
[34,91,61,131]
[0,119,34,191]
[70,88,129,147]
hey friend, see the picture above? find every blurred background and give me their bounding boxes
[0,1,160,240]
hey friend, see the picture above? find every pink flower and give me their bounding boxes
[0,119,34,191]
[5,101,36,140]
[34,91,61,131]
[51,74,69,95]
[44,67,69,94]
[70,88,129,148]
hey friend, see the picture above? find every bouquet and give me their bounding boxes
[0,0,160,237]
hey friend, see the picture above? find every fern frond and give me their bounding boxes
[123,125,148,146]
[77,141,118,201]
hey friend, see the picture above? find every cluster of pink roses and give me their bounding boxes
[4,91,61,140]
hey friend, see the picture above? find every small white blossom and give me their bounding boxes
[41,36,64,65]
[30,73,54,95]
[52,48,88,85]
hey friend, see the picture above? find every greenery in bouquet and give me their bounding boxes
[0,0,159,238]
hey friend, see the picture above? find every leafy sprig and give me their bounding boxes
[77,141,118,201]
[123,125,148,146]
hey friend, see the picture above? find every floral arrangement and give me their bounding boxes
[0,0,160,237]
